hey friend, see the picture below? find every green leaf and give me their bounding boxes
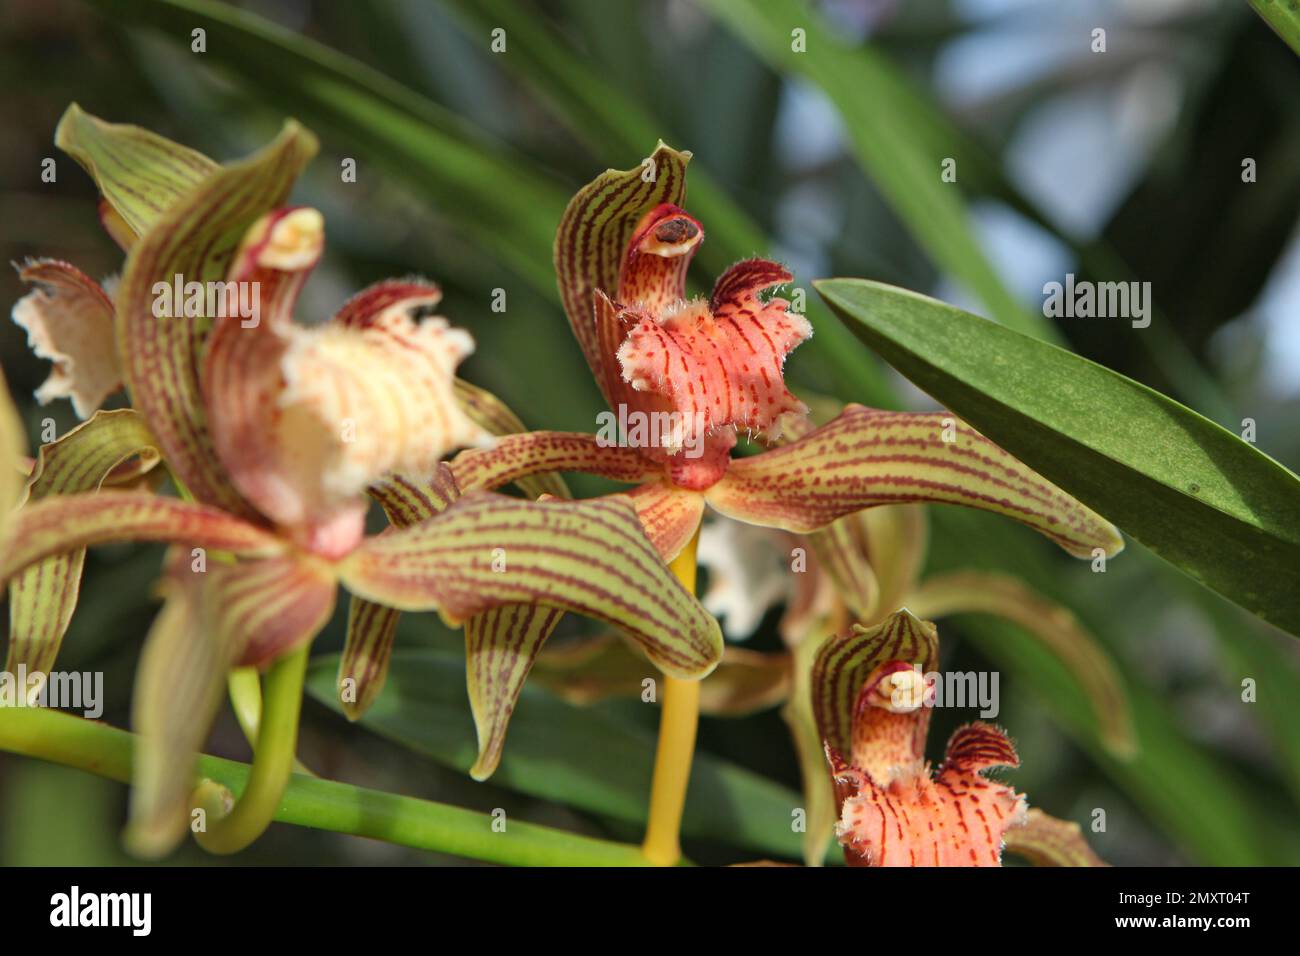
[306,649,811,862]
[1250,0,1300,57]
[817,277,1300,638]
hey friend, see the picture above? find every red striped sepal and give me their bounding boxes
[114,119,317,518]
[339,490,721,676]
[708,404,1124,558]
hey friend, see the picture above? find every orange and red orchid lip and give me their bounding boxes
[814,610,1030,867]
[615,257,811,455]
[829,722,1027,867]
[554,144,813,493]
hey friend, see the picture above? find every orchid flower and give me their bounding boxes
[814,609,1107,867]
[419,145,1124,798]
[1,108,720,857]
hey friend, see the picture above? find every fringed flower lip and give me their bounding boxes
[813,609,1107,867]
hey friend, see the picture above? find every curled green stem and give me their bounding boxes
[192,644,309,854]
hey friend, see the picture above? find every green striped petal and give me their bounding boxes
[337,373,577,724]
[339,491,722,679]
[0,367,25,549]
[6,409,161,675]
[450,431,658,494]
[465,604,565,781]
[0,491,286,588]
[343,466,712,779]
[453,379,569,500]
[55,103,219,246]
[708,404,1123,559]
[554,142,692,407]
[115,118,317,515]
[337,595,401,722]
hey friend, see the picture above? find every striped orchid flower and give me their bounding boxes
[436,144,1125,799]
[1,108,721,856]
[813,609,1107,867]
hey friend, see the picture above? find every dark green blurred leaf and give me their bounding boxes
[307,650,811,861]
[818,277,1300,638]
[703,0,1054,342]
[90,0,563,292]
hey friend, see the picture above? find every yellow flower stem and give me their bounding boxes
[193,643,309,854]
[642,527,703,867]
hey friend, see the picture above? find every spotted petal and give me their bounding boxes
[450,430,658,494]
[6,410,160,675]
[11,259,121,418]
[832,722,1027,866]
[708,405,1124,558]
[617,258,810,444]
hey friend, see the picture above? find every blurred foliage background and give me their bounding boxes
[1,0,1298,866]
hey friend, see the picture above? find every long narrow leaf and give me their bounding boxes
[818,278,1300,638]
